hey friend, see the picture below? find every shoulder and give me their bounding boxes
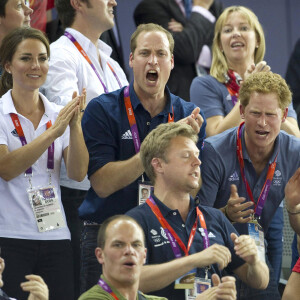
[126,203,150,224]
[78,285,112,300]
[205,127,237,148]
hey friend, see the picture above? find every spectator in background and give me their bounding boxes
[0,0,32,47]
[29,0,47,32]
[0,256,49,300]
[134,0,223,102]
[41,0,128,297]
[286,38,300,125]
[282,257,300,300]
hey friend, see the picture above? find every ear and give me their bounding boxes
[143,248,147,265]
[151,157,164,175]
[240,104,245,119]
[95,247,104,265]
[4,62,11,74]
[281,107,288,123]
[129,52,134,68]
[170,54,174,70]
[70,0,83,11]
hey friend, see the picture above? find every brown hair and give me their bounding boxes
[239,72,292,110]
[130,23,174,56]
[140,122,198,184]
[0,27,50,96]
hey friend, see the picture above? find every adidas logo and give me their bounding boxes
[228,171,239,182]
[121,130,132,140]
[208,232,216,238]
[11,129,19,137]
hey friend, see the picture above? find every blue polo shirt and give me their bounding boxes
[199,126,300,234]
[127,195,244,300]
[79,83,206,223]
[190,75,297,119]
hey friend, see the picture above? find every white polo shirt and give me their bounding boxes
[0,90,70,240]
[41,28,129,190]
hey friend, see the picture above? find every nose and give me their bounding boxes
[232,29,241,38]
[193,155,201,167]
[124,244,135,255]
[24,3,33,16]
[148,53,158,65]
[31,59,40,70]
[257,114,267,127]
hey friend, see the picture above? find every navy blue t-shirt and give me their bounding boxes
[79,83,206,223]
[127,195,244,300]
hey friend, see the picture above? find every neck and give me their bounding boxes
[71,21,103,47]
[228,59,254,80]
[103,275,139,300]
[154,182,190,222]
[11,88,42,115]
[133,83,167,118]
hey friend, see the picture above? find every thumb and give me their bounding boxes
[72,91,78,99]
[230,184,238,198]
[230,232,238,243]
[211,274,221,287]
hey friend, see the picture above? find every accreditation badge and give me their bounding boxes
[28,186,66,233]
[184,276,211,300]
[247,219,265,263]
[138,181,153,205]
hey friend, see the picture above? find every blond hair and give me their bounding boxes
[210,6,265,83]
[140,123,198,184]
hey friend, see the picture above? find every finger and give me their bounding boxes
[230,232,238,244]
[230,184,239,198]
[227,196,247,206]
[72,91,78,99]
[236,215,253,223]
[191,107,200,118]
[25,274,46,283]
[221,276,236,283]
[212,273,221,287]
[186,116,200,133]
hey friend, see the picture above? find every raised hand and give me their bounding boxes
[244,61,271,81]
[178,107,204,133]
[20,275,49,300]
[225,185,253,223]
[197,244,232,270]
[231,233,258,265]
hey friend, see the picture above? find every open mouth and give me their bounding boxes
[146,70,158,82]
[27,74,41,78]
[255,130,269,136]
[231,42,244,48]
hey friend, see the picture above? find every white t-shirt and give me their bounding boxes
[41,28,129,190]
[0,91,70,240]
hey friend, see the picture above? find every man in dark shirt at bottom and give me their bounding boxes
[127,122,269,300]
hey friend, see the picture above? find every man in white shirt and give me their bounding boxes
[40,0,128,297]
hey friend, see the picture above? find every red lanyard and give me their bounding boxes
[10,113,53,175]
[236,122,278,216]
[146,197,209,257]
[123,86,174,153]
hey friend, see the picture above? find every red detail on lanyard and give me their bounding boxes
[236,122,278,213]
[147,198,207,256]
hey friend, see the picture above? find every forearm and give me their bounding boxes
[66,124,89,182]
[90,153,144,198]
[245,261,269,289]
[281,117,300,138]
[288,212,300,235]
[139,255,200,293]
[0,128,57,181]
[206,104,241,137]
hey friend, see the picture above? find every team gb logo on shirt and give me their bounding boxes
[273,170,282,186]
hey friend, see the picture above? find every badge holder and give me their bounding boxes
[27,170,66,233]
[247,215,265,263]
[183,267,211,300]
[138,174,153,205]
